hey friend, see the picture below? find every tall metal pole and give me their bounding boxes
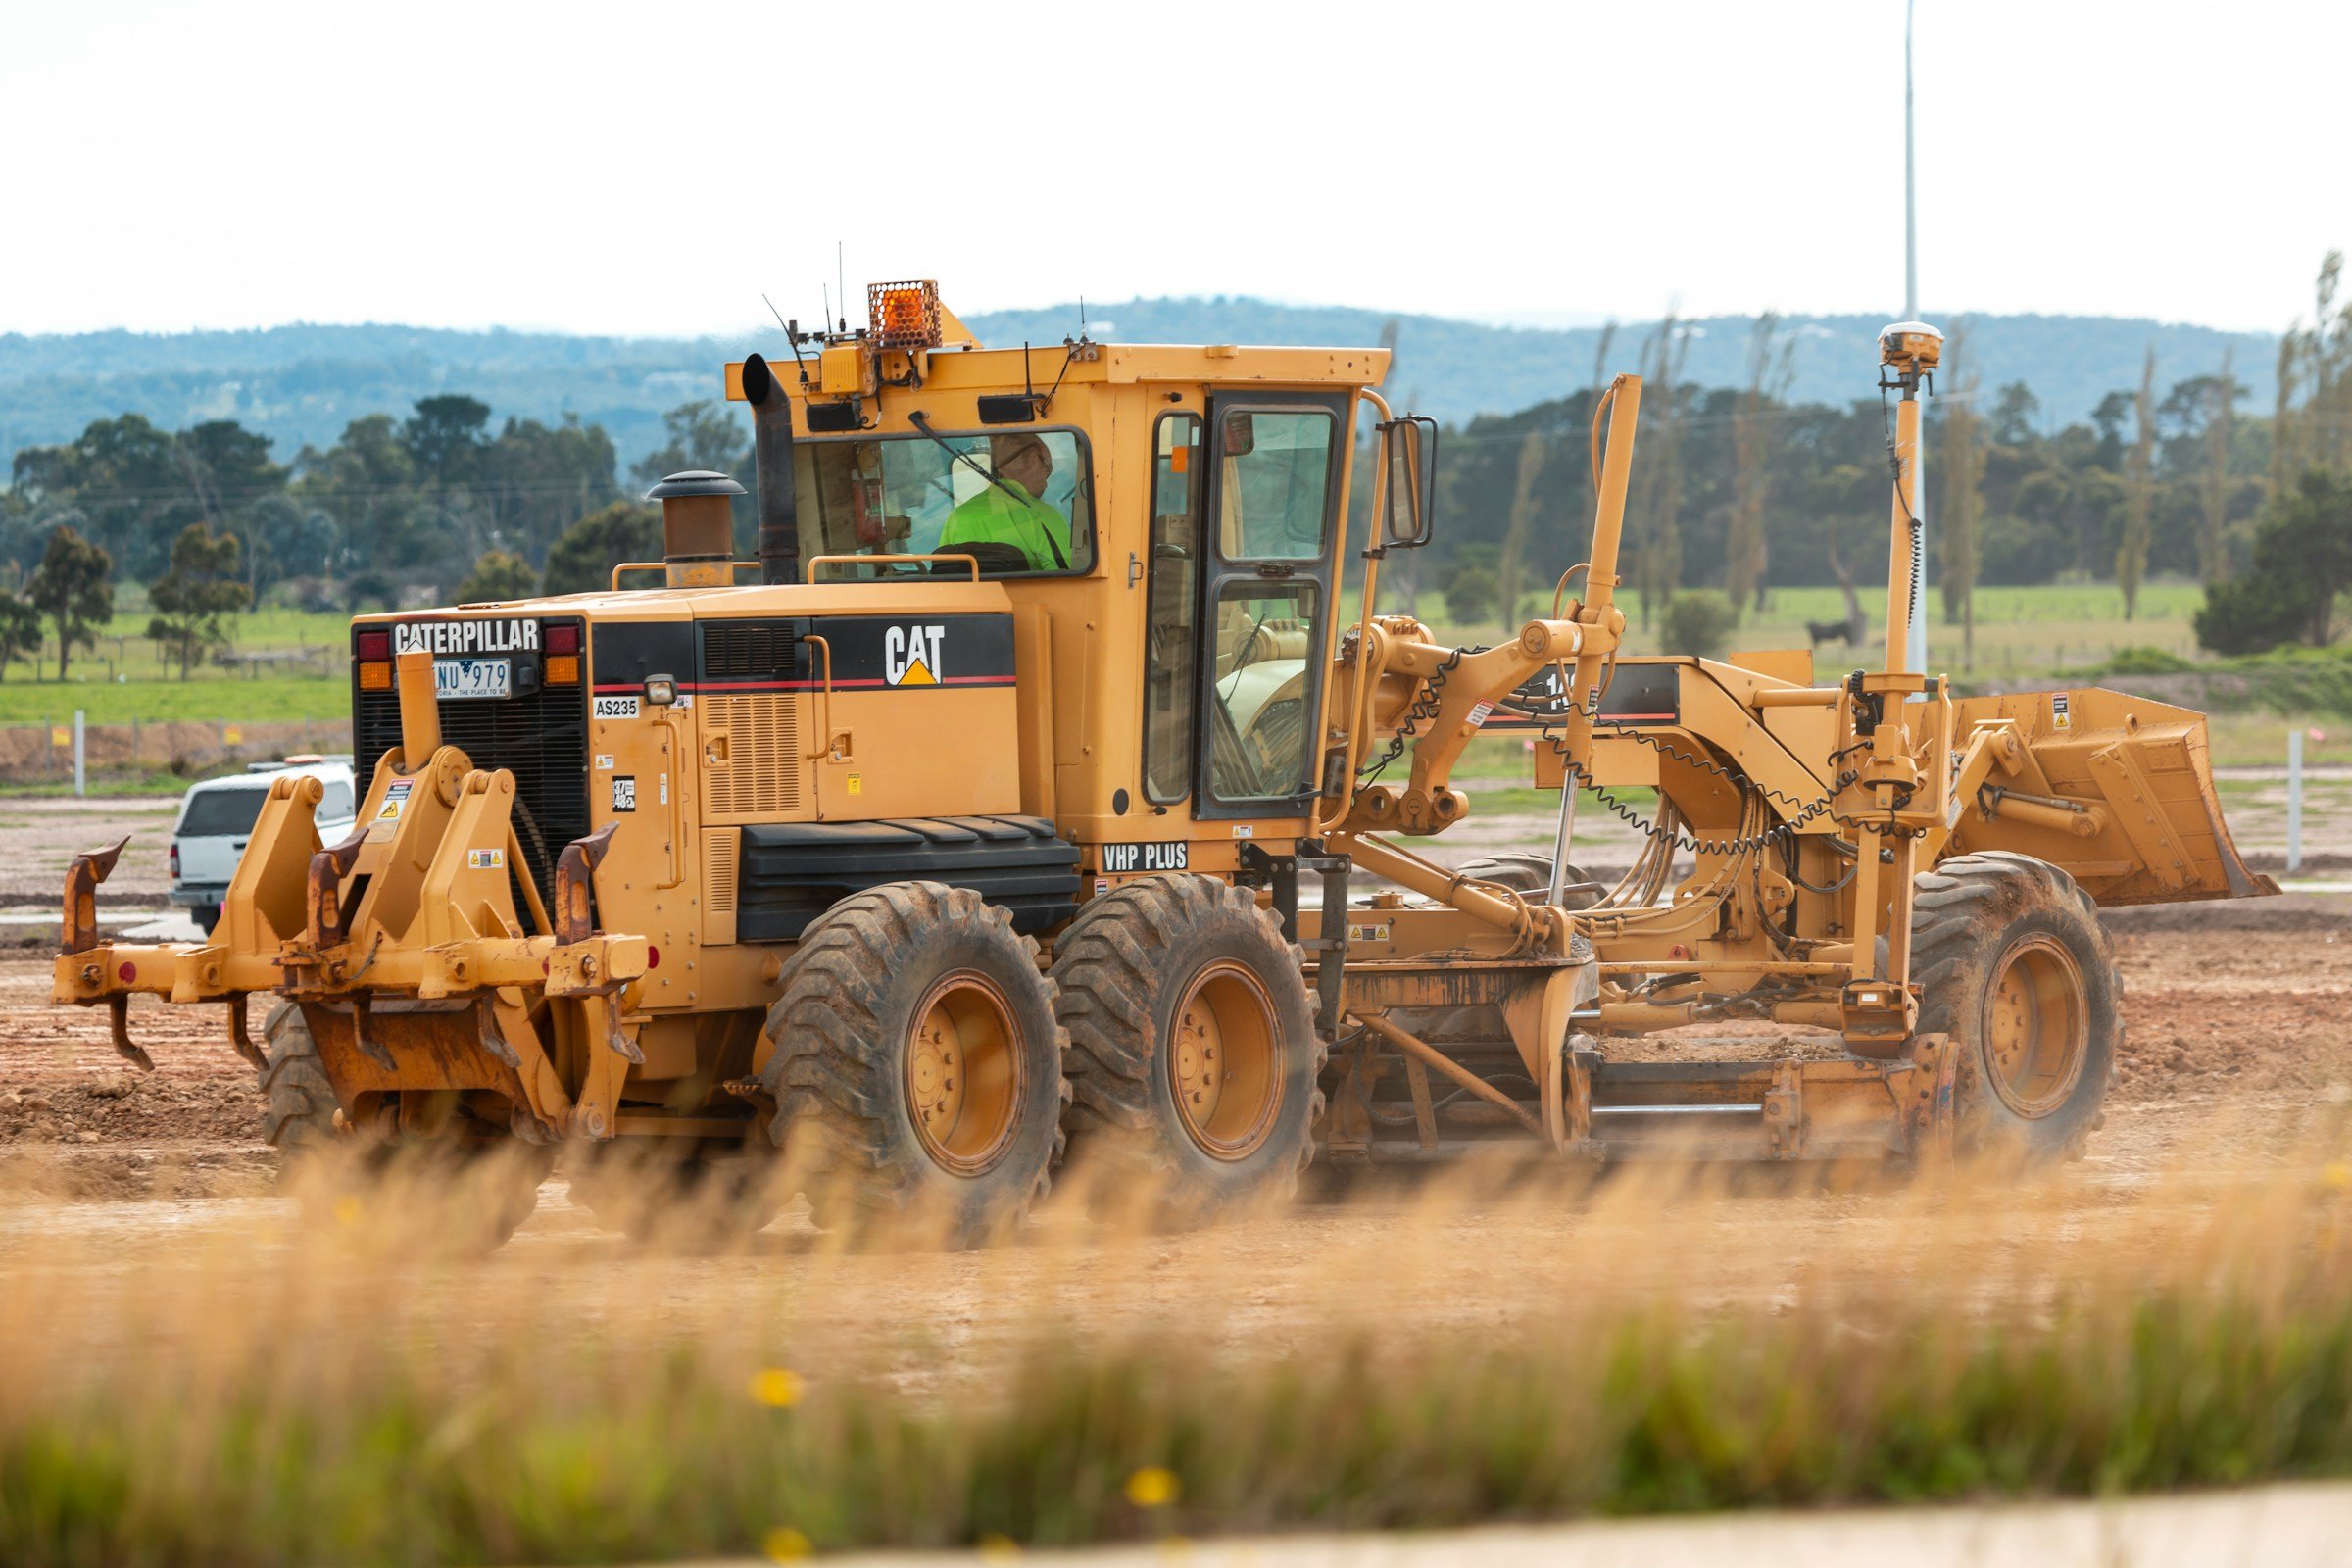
[2287,727,2305,876]
[1544,374,1642,910]
[1900,0,1928,677]
[1904,0,1918,320]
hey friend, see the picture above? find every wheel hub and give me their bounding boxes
[1982,934,2088,1119]
[905,972,1022,1175]
[1168,960,1282,1160]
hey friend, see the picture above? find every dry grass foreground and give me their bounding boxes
[3,1113,2352,1568]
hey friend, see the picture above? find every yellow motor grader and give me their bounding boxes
[56,283,2272,1244]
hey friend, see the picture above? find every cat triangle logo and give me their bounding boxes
[884,624,946,687]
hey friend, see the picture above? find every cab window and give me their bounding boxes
[1206,582,1321,803]
[1143,414,1201,803]
[1215,408,1335,562]
[792,428,1095,577]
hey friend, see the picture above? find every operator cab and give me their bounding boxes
[793,427,1097,578]
[721,280,1427,863]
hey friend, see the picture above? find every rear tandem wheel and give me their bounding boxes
[1051,875,1323,1222]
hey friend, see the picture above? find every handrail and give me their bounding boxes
[806,553,981,583]
[609,560,764,591]
[1316,387,1393,835]
[801,635,837,762]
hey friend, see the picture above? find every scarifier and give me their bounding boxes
[56,286,2274,1244]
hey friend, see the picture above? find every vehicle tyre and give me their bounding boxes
[1452,853,1604,910]
[262,1002,549,1249]
[760,882,1067,1250]
[1910,853,2118,1162]
[1052,875,1322,1222]
[258,1001,340,1160]
[193,903,221,935]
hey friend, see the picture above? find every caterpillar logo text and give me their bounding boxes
[884,624,946,687]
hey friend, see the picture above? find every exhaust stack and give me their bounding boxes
[742,353,802,586]
[644,470,745,589]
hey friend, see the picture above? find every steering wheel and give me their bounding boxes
[930,541,1032,575]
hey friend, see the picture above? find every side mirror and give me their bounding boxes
[1379,416,1437,549]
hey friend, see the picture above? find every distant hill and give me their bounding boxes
[0,303,2278,477]
[969,300,2280,430]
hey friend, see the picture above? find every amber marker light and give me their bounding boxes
[359,662,393,691]
[545,655,580,686]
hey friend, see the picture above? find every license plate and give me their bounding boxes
[434,658,512,700]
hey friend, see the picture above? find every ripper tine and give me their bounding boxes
[62,834,132,956]
[351,992,396,1073]
[225,993,267,1073]
[553,823,621,946]
[476,1003,520,1068]
[307,829,368,950]
[107,995,155,1073]
[601,997,643,1064]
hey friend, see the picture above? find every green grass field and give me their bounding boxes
[0,586,2329,781]
[0,607,352,725]
[1405,578,2211,673]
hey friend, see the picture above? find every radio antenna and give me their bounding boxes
[837,241,847,333]
[763,293,808,378]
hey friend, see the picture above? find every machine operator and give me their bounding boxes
[939,433,1073,571]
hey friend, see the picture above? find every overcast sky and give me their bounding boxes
[3,1,2340,340]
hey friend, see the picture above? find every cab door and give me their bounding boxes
[1193,392,1346,820]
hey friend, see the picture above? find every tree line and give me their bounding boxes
[5,256,2350,682]
[0,395,750,679]
[1418,254,2352,661]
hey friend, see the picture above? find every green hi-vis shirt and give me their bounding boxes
[938,480,1072,570]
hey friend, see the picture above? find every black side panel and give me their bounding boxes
[738,815,1080,941]
[809,613,1017,686]
[592,620,696,689]
[699,618,806,681]
[1597,663,1680,724]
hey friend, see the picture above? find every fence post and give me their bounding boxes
[73,710,84,798]
[2285,728,2304,877]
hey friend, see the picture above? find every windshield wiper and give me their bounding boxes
[906,410,1026,505]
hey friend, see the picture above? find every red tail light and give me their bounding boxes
[543,622,579,656]
[169,843,180,881]
[355,628,392,661]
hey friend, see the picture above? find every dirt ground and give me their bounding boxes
[1,790,2345,1335]
[3,898,2345,1244]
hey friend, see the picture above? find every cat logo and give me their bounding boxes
[883,623,946,687]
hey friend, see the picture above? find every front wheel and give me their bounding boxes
[1053,876,1322,1223]
[258,1001,340,1161]
[760,882,1068,1250]
[1911,853,2118,1162]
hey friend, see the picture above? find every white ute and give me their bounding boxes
[168,756,357,934]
